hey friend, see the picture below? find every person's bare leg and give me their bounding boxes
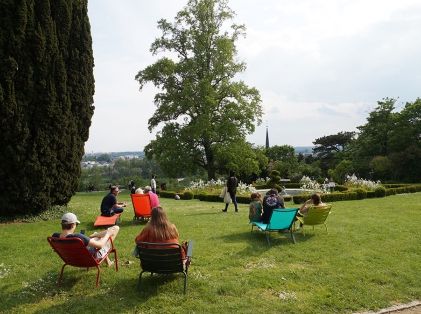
[105,226,119,266]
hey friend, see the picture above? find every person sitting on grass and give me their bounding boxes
[100,185,126,217]
[249,192,263,222]
[298,193,325,216]
[261,188,285,224]
[52,212,119,266]
[135,206,187,258]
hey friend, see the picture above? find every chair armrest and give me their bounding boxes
[186,240,194,258]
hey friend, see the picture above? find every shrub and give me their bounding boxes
[159,190,177,198]
[374,186,386,198]
[354,188,367,200]
[333,185,348,192]
[182,191,194,200]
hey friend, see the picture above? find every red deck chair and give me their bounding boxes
[47,236,118,287]
[94,213,121,227]
[130,194,152,221]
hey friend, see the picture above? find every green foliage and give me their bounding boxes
[268,170,281,189]
[328,159,354,184]
[369,156,392,180]
[182,190,194,200]
[353,188,367,200]
[313,131,355,175]
[374,186,386,197]
[137,0,262,179]
[0,0,94,216]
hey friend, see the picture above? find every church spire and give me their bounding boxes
[265,125,270,149]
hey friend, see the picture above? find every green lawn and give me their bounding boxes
[1,192,420,314]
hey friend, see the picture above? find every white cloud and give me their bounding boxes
[85,0,421,152]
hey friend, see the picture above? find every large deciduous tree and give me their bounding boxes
[136,0,262,179]
[0,0,94,216]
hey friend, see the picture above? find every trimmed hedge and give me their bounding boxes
[160,184,421,205]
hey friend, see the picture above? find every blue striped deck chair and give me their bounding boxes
[251,208,299,245]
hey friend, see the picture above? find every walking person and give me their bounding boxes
[150,174,157,194]
[222,171,239,212]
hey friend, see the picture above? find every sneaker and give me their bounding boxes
[222,209,227,212]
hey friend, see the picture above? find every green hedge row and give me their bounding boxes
[159,184,421,204]
[292,184,421,204]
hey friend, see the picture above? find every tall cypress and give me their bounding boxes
[0,0,94,216]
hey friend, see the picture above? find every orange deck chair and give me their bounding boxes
[47,236,118,287]
[130,194,152,221]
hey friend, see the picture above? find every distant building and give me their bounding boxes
[265,126,270,149]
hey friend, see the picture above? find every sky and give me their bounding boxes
[84,0,421,153]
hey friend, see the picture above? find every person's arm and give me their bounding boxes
[299,199,312,212]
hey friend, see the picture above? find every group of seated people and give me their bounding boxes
[52,186,323,264]
[52,205,184,264]
[100,185,159,217]
[248,188,325,224]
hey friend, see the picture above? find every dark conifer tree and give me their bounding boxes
[0,0,94,216]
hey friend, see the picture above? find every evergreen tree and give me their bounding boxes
[0,0,94,216]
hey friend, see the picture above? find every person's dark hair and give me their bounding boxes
[151,174,156,178]
[267,188,278,196]
[250,192,261,201]
[110,185,118,193]
[61,223,75,230]
[311,193,321,205]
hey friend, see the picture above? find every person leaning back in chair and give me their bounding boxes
[298,193,325,216]
[52,212,119,266]
[100,185,126,217]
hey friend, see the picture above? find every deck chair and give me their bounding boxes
[94,213,121,227]
[251,208,299,245]
[296,204,332,236]
[130,194,152,221]
[47,236,118,287]
[135,241,193,294]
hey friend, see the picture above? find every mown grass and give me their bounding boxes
[1,192,420,314]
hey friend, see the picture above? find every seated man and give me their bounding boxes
[52,212,119,265]
[100,185,126,216]
[143,185,160,209]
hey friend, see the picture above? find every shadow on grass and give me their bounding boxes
[29,275,188,314]
[0,270,79,313]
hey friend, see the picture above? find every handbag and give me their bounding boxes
[224,190,232,204]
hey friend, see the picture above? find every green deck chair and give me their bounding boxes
[296,204,332,236]
[251,208,299,245]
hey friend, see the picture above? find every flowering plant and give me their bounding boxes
[185,179,256,196]
[299,176,330,194]
[344,174,381,191]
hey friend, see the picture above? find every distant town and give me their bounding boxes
[81,147,313,169]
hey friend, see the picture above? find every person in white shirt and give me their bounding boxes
[150,174,157,193]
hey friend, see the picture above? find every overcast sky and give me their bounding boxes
[84,0,421,153]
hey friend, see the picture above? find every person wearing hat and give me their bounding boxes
[52,212,119,266]
[100,185,126,217]
[143,185,160,209]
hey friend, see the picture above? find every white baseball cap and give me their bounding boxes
[61,212,80,224]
